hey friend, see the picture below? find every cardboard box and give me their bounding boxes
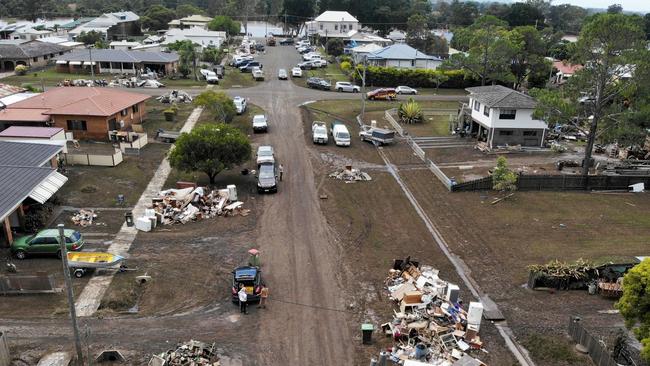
[403,291,423,304]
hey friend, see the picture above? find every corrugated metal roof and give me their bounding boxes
[29,170,67,203]
[366,44,440,61]
[0,140,62,166]
[0,40,70,59]
[0,165,56,221]
[58,49,179,63]
[0,126,63,138]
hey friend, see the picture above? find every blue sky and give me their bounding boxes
[555,0,650,12]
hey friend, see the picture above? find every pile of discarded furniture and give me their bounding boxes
[381,258,486,365]
[329,166,372,183]
[157,90,193,104]
[136,185,246,231]
[71,209,96,227]
[149,340,219,366]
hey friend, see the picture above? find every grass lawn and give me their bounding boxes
[308,99,458,123]
[142,100,197,138]
[196,102,265,136]
[2,69,113,88]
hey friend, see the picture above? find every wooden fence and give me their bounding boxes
[451,174,650,192]
[66,149,123,167]
[568,317,619,366]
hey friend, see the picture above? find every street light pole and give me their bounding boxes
[58,224,84,365]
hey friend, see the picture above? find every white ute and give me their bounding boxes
[312,121,328,144]
[234,96,247,114]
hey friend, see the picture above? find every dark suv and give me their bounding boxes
[279,38,294,45]
[231,266,262,302]
[307,77,331,91]
[257,162,278,193]
[239,61,263,73]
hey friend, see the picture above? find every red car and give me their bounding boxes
[366,88,397,101]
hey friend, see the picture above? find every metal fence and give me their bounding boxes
[568,317,619,366]
[451,174,650,192]
[384,109,404,136]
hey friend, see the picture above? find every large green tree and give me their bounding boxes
[281,0,315,35]
[207,15,240,37]
[616,259,650,363]
[532,14,650,177]
[169,124,251,184]
[505,2,544,27]
[141,5,176,31]
[548,4,587,35]
[193,91,236,123]
[508,26,549,90]
[175,4,205,18]
[167,40,199,80]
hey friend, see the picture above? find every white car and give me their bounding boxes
[335,82,360,93]
[252,114,268,133]
[291,67,303,77]
[256,145,275,165]
[396,86,418,95]
[234,96,247,114]
[303,53,322,61]
[278,69,288,80]
[252,67,264,81]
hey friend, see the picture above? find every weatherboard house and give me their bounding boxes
[464,85,548,148]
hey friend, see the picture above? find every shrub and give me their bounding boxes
[492,156,518,192]
[398,98,423,124]
[351,66,478,89]
[14,64,28,75]
[163,108,177,121]
[340,61,352,72]
[326,38,344,56]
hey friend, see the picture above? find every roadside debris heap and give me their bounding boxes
[381,258,486,365]
[71,209,96,227]
[149,340,219,366]
[329,166,372,183]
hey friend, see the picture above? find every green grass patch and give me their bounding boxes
[142,100,196,138]
[196,103,265,136]
[523,334,585,364]
[2,68,113,88]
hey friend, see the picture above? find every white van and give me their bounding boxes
[331,121,351,147]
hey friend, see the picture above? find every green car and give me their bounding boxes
[11,229,84,260]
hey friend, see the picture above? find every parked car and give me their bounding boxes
[252,114,268,132]
[232,56,254,67]
[312,121,328,144]
[278,68,288,80]
[366,88,397,101]
[255,44,265,52]
[396,86,418,95]
[266,37,276,46]
[335,82,360,93]
[359,125,396,145]
[298,46,314,54]
[279,38,294,45]
[239,61,263,73]
[313,59,328,68]
[256,145,275,165]
[303,53,322,62]
[234,96,247,114]
[257,162,278,193]
[252,67,265,81]
[231,266,262,302]
[307,77,331,91]
[11,229,84,259]
[295,40,310,48]
[330,121,351,146]
[298,61,318,70]
[291,67,303,77]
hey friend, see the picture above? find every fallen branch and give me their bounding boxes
[491,193,515,205]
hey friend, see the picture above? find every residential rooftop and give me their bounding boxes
[465,85,537,109]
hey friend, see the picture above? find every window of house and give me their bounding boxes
[59,51,64,55]
[100,62,110,68]
[523,131,537,136]
[334,25,338,31]
[43,55,48,60]
[499,130,513,136]
[499,109,516,119]
[121,108,128,116]
[483,106,490,117]
[342,24,346,30]
[320,24,323,30]
[122,62,133,69]
[132,104,139,113]
[67,120,87,131]
[473,100,481,112]
[33,57,38,62]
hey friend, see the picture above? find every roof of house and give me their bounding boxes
[0,126,64,138]
[59,18,94,30]
[179,15,213,22]
[164,28,227,40]
[314,11,359,23]
[553,61,583,75]
[57,49,179,63]
[366,43,440,61]
[0,108,50,122]
[0,40,70,59]
[0,83,25,98]
[351,43,383,53]
[0,165,60,220]
[7,87,150,117]
[465,85,537,109]
[0,140,62,166]
[70,11,139,34]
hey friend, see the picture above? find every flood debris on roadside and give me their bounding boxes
[329,165,372,183]
[149,340,219,366]
[71,209,97,227]
[377,257,487,365]
[156,90,193,104]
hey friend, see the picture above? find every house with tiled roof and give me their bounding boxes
[553,60,583,84]
[0,87,150,140]
[464,85,548,148]
[0,40,71,72]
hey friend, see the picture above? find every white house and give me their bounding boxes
[110,40,141,50]
[465,85,548,148]
[168,15,213,29]
[365,43,442,70]
[163,28,226,50]
[305,11,359,37]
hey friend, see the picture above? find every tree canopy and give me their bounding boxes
[207,15,240,37]
[175,4,205,18]
[169,124,251,184]
[616,258,650,363]
[193,91,236,123]
[141,5,175,31]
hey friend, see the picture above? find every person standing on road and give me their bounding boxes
[238,284,248,314]
[259,284,269,309]
[279,164,284,181]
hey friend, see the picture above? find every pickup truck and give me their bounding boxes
[330,121,351,147]
[252,114,268,133]
[312,121,328,144]
[252,67,265,81]
[156,129,181,143]
[359,125,395,145]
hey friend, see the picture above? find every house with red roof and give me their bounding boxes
[553,61,583,84]
[0,87,149,140]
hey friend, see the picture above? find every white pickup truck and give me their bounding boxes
[312,121,328,144]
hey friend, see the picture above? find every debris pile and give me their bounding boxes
[150,340,219,366]
[381,258,486,365]
[149,186,247,226]
[329,167,372,182]
[71,209,96,227]
[156,90,193,104]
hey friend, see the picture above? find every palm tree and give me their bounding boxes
[398,98,423,124]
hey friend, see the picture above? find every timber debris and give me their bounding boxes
[329,166,372,182]
[150,340,219,366]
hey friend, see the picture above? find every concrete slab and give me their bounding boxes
[37,352,72,366]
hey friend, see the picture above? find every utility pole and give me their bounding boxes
[58,224,84,365]
[361,56,367,119]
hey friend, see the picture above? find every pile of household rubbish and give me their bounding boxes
[149,340,219,366]
[136,185,247,231]
[70,209,97,227]
[329,166,372,183]
[381,258,486,365]
[157,90,193,104]
[59,79,109,87]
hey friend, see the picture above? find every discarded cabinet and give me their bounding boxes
[361,323,374,344]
